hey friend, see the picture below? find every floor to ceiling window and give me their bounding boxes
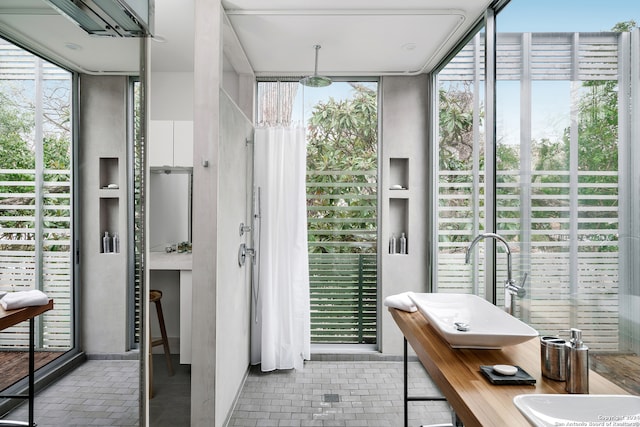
[494,30,623,344]
[0,37,75,391]
[434,1,640,394]
[257,79,379,345]
[435,32,487,299]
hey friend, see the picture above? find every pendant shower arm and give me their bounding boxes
[313,44,320,76]
[300,44,332,87]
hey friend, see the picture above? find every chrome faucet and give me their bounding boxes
[465,232,527,315]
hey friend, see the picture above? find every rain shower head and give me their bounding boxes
[300,74,332,88]
[300,45,332,88]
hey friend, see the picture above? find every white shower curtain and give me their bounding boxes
[250,126,310,371]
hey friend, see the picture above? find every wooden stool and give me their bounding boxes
[150,290,174,398]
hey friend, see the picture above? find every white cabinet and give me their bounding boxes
[149,120,173,166]
[172,121,194,167]
[149,120,193,167]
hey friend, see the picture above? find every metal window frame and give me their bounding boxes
[0,35,85,418]
[254,78,382,348]
[432,3,632,350]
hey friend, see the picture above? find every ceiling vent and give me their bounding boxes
[44,0,152,37]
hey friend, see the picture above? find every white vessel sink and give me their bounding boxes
[513,394,640,427]
[408,293,538,349]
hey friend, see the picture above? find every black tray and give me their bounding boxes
[479,365,536,385]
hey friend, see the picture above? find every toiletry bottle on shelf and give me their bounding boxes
[103,231,111,253]
[389,234,397,254]
[399,232,407,254]
[112,232,119,253]
[565,328,589,394]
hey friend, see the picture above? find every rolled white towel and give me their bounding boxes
[1,290,49,310]
[383,291,417,312]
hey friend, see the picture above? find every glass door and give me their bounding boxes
[0,37,77,398]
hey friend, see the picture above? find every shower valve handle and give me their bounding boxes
[239,222,252,236]
[238,243,256,267]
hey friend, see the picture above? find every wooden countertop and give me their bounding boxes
[149,251,192,270]
[0,299,54,331]
[390,307,628,427]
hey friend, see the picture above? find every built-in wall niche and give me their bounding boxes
[99,157,119,189]
[389,198,409,255]
[389,158,409,190]
[99,197,119,253]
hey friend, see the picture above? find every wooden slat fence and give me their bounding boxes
[307,170,378,343]
[0,168,72,350]
[0,40,71,81]
[439,32,619,82]
[437,166,620,352]
[438,252,619,352]
[309,253,377,344]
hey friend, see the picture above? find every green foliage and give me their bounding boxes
[438,82,483,245]
[438,82,477,171]
[1,85,71,173]
[533,138,567,171]
[1,81,72,251]
[44,135,71,170]
[611,20,636,32]
[497,143,520,172]
[307,83,377,171]
[528,79,619,251]
[438,75,620,251]
[576,81,618,172]
[0,92,34,170]
[306,83,378,254]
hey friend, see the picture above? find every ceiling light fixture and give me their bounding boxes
[300,45,332,88]
[64,42,83,51]
[402,42,417,51]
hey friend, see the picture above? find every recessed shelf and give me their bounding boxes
[99,197,119,253]
[390,158,409,191]
[98,189,122,199]
[99,157,119,189]
[389,198,409,255]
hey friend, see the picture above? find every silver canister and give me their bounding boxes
[540,336,567,381]
[565,328,589,394]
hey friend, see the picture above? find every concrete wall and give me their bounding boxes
[222,53,239,105]
[191,0,222,424]
[148,3,255,424]
[191,2,256,424]
[149,72,194,120]
[379,75,432,355]
[79,74,130,355]
[216,90,253,426]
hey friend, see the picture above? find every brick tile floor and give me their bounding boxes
[2,356,453,427]
[3,359,139,427]
[227,360,452,427]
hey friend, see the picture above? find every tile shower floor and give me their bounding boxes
[228,358,452,427]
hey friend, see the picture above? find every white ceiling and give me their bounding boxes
[0,0,491,76]
[0,0,139,73]
[0,0,193,74]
